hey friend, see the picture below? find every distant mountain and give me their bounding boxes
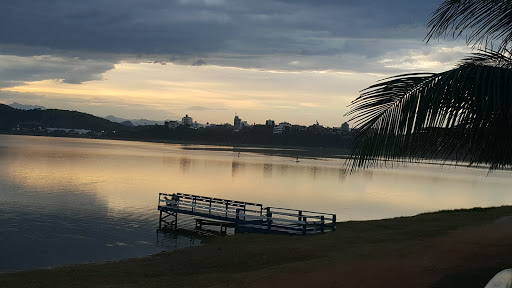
[0,104,125,132]
[120,120,135,127]
[9,102,46,110]
[104,115,126,123]
[131,119,167,126]
[104,115,168,126]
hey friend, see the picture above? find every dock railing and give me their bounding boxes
[159,192,263,220]
[158,193,336,235]
[262,207,336,234]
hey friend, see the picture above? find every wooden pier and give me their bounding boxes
[158,193,336,235]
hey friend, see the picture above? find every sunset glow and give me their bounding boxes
[0,0,468,126]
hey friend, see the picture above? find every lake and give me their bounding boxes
[1,134,511,272]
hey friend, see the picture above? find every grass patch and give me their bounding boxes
[2,206,512,288]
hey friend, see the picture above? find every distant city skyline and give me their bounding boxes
[7,101,350,128]
[0,1,469,127]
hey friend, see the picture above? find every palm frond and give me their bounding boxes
[426,0,512,52]
[346,50,512,171]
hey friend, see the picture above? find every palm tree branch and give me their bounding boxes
[346,51,512,171]
[425,0,512,52]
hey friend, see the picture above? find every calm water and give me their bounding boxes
[1,134,512,272]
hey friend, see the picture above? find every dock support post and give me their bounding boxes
[235,208,240,234]
[302,217,307,235]
[298,211,303,227]
[266,207,272,230]
[159,210,162,230]
[332,215,336,231]
[320,216,325,233]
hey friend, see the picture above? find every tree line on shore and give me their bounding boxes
[0,104,353,149]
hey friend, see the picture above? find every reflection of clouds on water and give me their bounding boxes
[3,135,512,271]
[203,159,231,169]
[0,135,203,272]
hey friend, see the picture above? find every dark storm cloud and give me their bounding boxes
[0,0,459,78]
[0,55,115,88]
[0,0,442,56]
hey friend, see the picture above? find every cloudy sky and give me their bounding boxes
[0,0,470,126]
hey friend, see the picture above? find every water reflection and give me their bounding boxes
[2,135,512,271]
[156,231,201,250]
[231,161,243,177]
[338,168,347,182]
[180,157,192,174]
[263,163,273,178]
[0,136,203,272]
[3,135,512,219]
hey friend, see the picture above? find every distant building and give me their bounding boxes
[182,114,193,126]
[166,120,180,129]
[292,125,307,132]
[234,115,241,131]
[341,122,350,133]
[265,119,275,126]
[307,122,325,133]
[273,122,292,134]
[46,128,91,135]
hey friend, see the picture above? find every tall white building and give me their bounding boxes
[182,114,193,126]
[234,115,241,131]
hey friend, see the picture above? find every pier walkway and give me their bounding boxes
[158,193,336,235]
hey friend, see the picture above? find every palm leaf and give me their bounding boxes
[426,0,512,52]
[346,50,512,171]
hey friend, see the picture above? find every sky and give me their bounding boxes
[0,0,471,127]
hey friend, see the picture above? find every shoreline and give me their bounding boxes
[2,206,512,287]
[4,132,509,168]
[1,132,352,160]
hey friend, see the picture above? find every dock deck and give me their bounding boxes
[158,193,336,235]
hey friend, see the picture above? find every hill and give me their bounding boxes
[0,103,16,112]
[9,102,46,110]
[104,114,167,126]
[0,104,124,132]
